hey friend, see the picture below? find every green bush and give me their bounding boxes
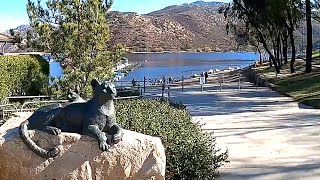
[0,55,49,101]
[115,99,228,179]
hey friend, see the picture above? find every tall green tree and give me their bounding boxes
[305,0,313,73]
[226,0,283,73]
[225,0,302,74]
[270,0,302,72]
[27,0,116,98]
[313,0,320,22]
[9,29,23,47]
[283,0,302,73]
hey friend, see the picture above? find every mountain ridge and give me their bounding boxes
[107,1,237,52]
[7,1,320,53]
[3,1,235,53]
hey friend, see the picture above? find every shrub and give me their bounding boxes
[115,99,228,179]
[0,55,49,101]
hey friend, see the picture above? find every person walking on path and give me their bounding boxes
[132,79,137,87]
[204,72,208,84]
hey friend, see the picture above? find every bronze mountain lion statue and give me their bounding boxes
[19,79,124,158]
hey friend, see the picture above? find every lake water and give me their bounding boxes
[49,52,259,81]
[121,52,259,81]
[50,61,63,79]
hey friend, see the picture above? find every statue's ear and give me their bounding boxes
[91,79,99,88]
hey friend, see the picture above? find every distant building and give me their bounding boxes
[0,33,16,54]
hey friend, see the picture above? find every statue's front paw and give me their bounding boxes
[45,126,61,135]
[99,141,110,151]
[113,130,124,144]
[113,135,122,144]
[52,129,61,135]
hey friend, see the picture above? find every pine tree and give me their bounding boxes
[27,0,117,98]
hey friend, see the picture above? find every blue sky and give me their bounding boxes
[0,0,230,32]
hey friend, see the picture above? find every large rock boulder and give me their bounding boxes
[0,113,166,180]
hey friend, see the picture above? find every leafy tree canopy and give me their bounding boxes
[27,0,120,98]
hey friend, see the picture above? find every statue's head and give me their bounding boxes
[67,90,85,102]
[91,79,117,100]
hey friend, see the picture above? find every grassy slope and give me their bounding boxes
[255,59,320,108]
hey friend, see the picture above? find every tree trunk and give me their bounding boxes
[265,41,279,73]
[282,36,288,64]
[259,49,262,65]
[288,30,295,73]
[257,47,262,65]
[273,40,281,69]
[252,22,280,73]
[277,35,282,67]
[273,41,277,60]
[286,12,296,73]
[305,0,313,73]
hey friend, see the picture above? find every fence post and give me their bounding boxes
[143,76,146,93]
[256,75,258,90]
[219,75,222,91]
[168,86,170,101]
[223,73,225,83]
[1,108,4,120]
[182,76,184,92]
[238,73,241,91]
[162,83,165,100]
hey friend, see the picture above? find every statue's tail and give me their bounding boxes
[19,120,60,158]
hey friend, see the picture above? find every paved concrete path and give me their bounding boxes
[145,82,320,179]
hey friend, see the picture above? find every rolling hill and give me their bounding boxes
[107,1,237,52]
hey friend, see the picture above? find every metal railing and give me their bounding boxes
[116,72,244,95]
[2,95,51,104]
[114,72,245,103]
[0,104,18,120]
[0,72,243,122]
[0,95,142,123]
[20,100,69,112]
[19,96,142,112]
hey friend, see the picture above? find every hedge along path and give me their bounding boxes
[0,55,49,101]
[161,82,320,180]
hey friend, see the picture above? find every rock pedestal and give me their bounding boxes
[0,113,166,180]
